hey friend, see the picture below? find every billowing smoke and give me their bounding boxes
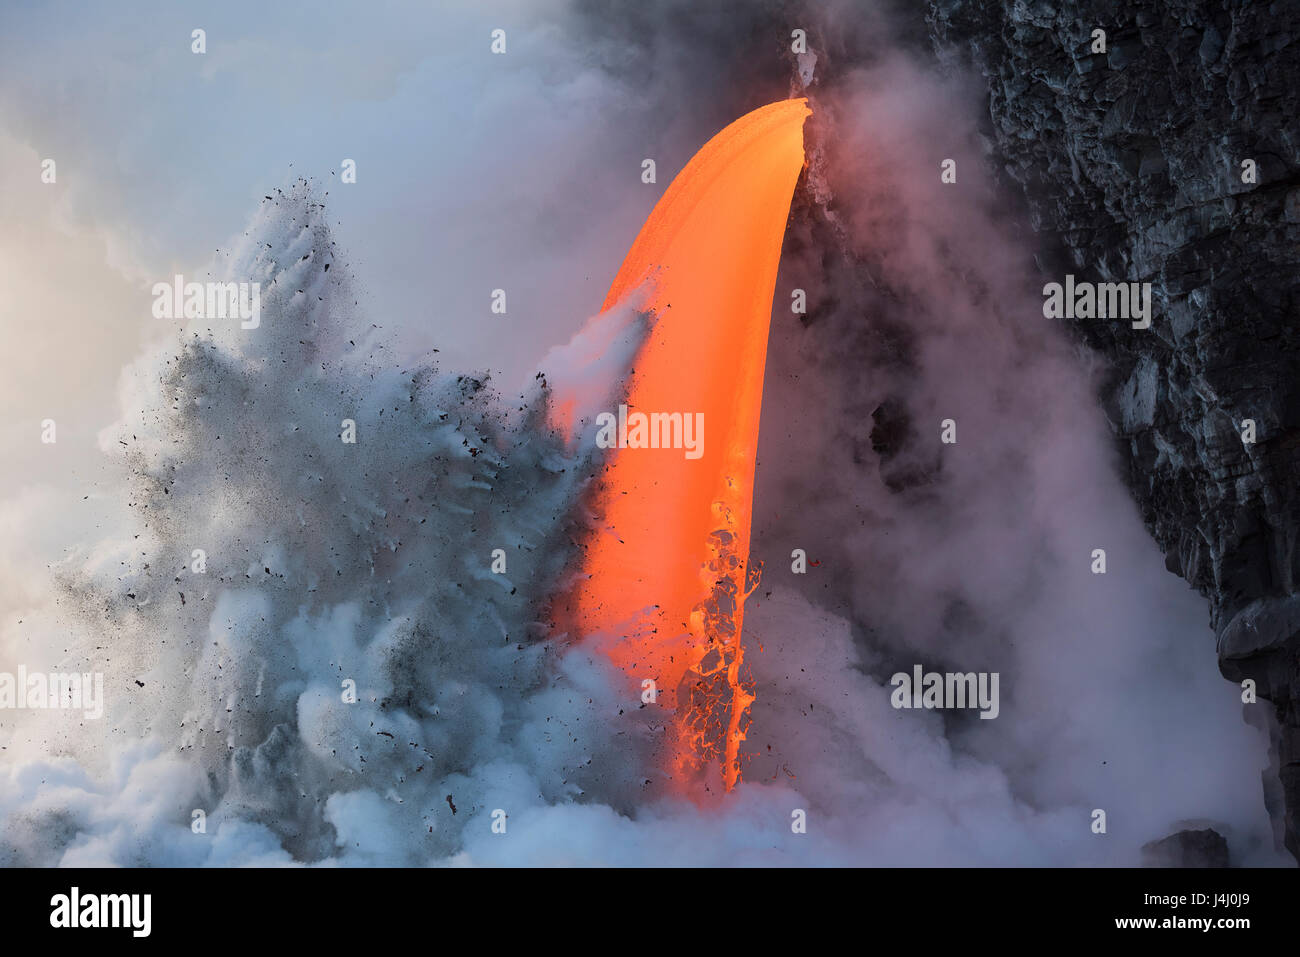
[0,0,1286,865]
[750,49,1283,862]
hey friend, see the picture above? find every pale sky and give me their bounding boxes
[0,0,685,503]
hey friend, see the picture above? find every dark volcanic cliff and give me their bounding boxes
[926,0,1300,857]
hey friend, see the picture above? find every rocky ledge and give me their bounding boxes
[926,0,1300,858]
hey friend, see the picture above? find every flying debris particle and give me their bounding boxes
[445,795,457,814]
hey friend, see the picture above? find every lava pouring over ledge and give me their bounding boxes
[557,98,811,793]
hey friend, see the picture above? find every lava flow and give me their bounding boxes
[557,98,810,793]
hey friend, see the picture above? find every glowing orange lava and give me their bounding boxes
[561,98,810,793]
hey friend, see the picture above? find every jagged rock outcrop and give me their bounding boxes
[1142,826,1231,867]
[926,0,1300,857]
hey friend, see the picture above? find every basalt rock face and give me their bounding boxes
[926,0,1300,857]
[1141,827,1231,867]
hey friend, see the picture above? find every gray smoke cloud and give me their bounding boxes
[0,0,1286,865]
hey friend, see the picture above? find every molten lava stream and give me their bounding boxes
[559,98,810,794]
